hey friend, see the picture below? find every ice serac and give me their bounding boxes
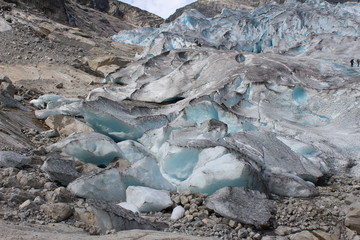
[67,168,126,202]
[126,186,173,213]
[205,187,275,228]
[47,132,122,166]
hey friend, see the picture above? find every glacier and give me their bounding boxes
[31,0,360,198]
[111,0,360,57]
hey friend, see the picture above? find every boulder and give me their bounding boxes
[67,168,126,202]
[263,171,318,198]
[84,55,128,76]
[205,187,275,228]
[45,187,75,203]
[45,115,93,136]
[40,203,74,222]
[288,230,338,240]
[0,17,11,32]
[87,199,167,233]
[126,186,173,213]
[346,206,360,234]
[0,151,31,168]
[41,153,80,186]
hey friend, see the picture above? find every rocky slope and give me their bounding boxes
[2,0,163,36]
[167,0,266,21]
[166,0,356,22]
[1,0,360,240]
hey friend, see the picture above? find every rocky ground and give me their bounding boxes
[1,1,360,240]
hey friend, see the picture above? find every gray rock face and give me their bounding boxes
[87,199,167,233]
[40,153,80,186]
[168,0,356,22]
[205,187,275,228]
[0,78,29,111]
[167,0,264,22]
[0,151,31,168]
[76,0,164,27]
[67,168,126,202]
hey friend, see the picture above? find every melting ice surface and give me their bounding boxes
[37,0,360,197]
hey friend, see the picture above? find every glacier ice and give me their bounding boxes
[178,147,263,194]
[31,94,82,120]
[123,157,176,192]
[116,140,155,163]
[67,168,126,202]
[30,0,360,198]
[116,202,140,214]
[48,132,123,166]
[126,186,173,213]
[81,97,172,141]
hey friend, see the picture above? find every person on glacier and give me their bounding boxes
[350,59,355,67]
[194,39,202,47]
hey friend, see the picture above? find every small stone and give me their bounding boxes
[180,195,189,205]
[45,187,74,203]
[55,83,63,89]
[184,203,191,210]
[88,226,101,235]
[238,228,248,238]
[19,199,32,210]
[186,215,194,222]
[39,129,59,138]
[34,196,45,204]
[229,219,237,228]
[44,182,57,190]
[202,218,216,228]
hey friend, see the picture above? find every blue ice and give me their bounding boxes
[292,86,308,105]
